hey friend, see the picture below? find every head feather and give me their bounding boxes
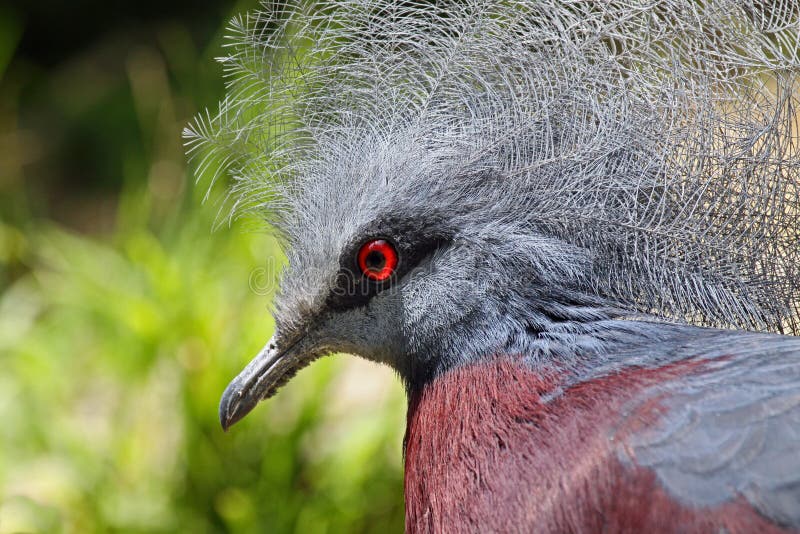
[185,0,800,333]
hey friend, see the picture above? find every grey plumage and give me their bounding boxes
[619,330,800,526]
[190,1,800,528]
[185,0,800,335]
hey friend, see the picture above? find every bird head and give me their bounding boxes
[185,1,800,429]
[216,129,604,428]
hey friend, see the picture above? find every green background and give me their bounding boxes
[0,1,406,532]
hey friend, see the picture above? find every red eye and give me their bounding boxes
[357,239,398,282]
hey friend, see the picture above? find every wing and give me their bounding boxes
[618,333,800,528]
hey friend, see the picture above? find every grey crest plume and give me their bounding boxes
[184,0,800,334]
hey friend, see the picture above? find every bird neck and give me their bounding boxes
[404,287,697,391]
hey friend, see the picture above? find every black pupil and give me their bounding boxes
[365,250,386,271]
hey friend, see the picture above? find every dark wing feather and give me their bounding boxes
[618,333,800,527]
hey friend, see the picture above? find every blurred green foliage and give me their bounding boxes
[0,2,406,532]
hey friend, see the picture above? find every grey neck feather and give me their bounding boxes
[399,280,689,388]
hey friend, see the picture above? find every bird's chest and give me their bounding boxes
[402,357,781,534]
[403,359,621,532]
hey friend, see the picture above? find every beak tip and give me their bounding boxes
[219,382,241,431]
[218,335,287,432]
[219,376,261,431]
[219,410,231,432]
[219,404,239,432]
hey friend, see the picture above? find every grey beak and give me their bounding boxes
[219,335,306,430]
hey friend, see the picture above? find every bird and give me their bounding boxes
[185,0,800,532]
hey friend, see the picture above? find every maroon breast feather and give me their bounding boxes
[403,357,790,534]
